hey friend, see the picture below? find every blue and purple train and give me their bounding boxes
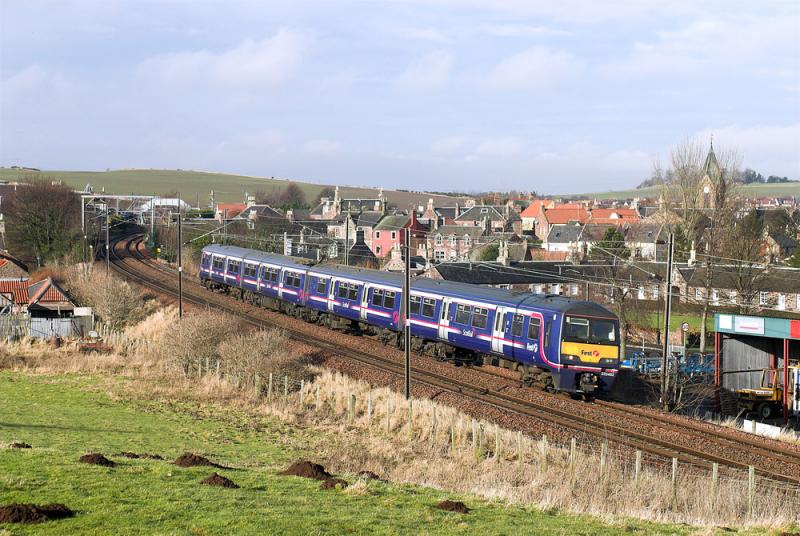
[199,244,621,396]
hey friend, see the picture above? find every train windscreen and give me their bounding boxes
[562,316,618,346]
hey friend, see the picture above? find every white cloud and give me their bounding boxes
[139,28,313,88]
[1,64,71,105]
[396,50,454,90]
[485,46,579,90]
[394,26,450,43]
[481,24,569,37]
[474,137,525,157]
[431,136,468,155]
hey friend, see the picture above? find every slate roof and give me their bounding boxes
[679,266,800,293]
[546,224,583,244]
[433,225,486,238]
[436,207,459,220]
[454,206,504,222]
[581,224,617,242]
[0,253,28,278]
[768,231,798,250]
[626,223,667,244]
[356,211,384,228]
[374,214,409,231]
[238,205,284,220]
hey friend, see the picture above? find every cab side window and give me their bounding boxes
[528,318,541,340]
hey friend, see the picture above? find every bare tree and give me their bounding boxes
[5,178,80,265]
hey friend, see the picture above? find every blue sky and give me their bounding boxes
[1,1,798,193]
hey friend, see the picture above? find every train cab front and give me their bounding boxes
[559,314,620,396]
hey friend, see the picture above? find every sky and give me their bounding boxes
[0,1,798,194]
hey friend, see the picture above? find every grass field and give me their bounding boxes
[0,371,697,535]
[574,182,800,201]
[0,168,463,207]
[639,312,715,334]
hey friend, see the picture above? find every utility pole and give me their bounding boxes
[177,195,183,319]
[223,207,227,245]
[660,232,675,410]
[344,210,350,266]
[105,203,110,276]
[404,226,411,399]
[150,194,155,247]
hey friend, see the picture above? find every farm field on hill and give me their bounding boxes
[0,372,695,535]
[0,168,463,207]
[577,182,800,200]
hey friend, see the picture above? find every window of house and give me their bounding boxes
[534,285,543,294]
[435,234,443,245]
[454,303,472,324]
[449,236,456,246]
[472,307,489,329]
[421,298,435,318]
[797,294,800,310]
[375,231,381,239]
[464,236,471,247]
[316,278,327,294]
[375,246,381,255]
[571,284,578,296]
[695,288,702,301]
[511,314,524,338]
[652,285,660,300]
[730,290,737,304]
[391,231,396,240]
[759,291,768,305]
[372,288,384,307]
[711,289,719,305]
[637,286,645,299]
[552,284,561,295]
[527,317,541,340]
[778,294,786,310]
[434,250,445,262]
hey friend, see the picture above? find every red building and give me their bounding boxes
[371,212,427,258]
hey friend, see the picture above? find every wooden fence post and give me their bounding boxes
[671,458,678,510]
[267,373,273,400]
[254,373,261,396]
[517,431,522,465]
[449,422,455,454]
[477,423,484,460]
[540,435,549,472]
[748,465,755,517]
[315,384,321,410]
[299,380,305,406]
[711,462,719,505]
[366,391,372,425]
[386,399,392,434]
[494,424,500,461]
[471,420,477,454]
[348,393,356,421]
[569,438,576,483]
[283,375,288,397]
[431,406,437,443]
[634,450,642,487]
[599,440,607,480]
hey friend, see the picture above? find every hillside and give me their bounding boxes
[572,181,800,201]
[0,168,464,208]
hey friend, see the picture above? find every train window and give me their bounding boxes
[337,283,348,299]
[267,268,279,282]
[528,318,541,340]
[243,263,258,278]
[472,308,488,329]
[410,296,422,315]
[372,289,384,307]
[316,278,327,294]
[284,272,301,288]
[511,314,524,338]
[544,320,551,347]
[227,259,240,273]
[348,284,359,301]
[201,254,210,267]
[454,304,472,325]
[383,291,396,309]
[212,256,224,270]
[421,298,435,318]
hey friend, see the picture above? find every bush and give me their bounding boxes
[64,268,152,330]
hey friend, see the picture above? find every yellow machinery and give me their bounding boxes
[737,368,796,420]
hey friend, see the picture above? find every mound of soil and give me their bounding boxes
[174,452,221,468]
[118,452,140,459]
[9,442,31,449]
[117,452,164,460]
[79,453,115,467]
[280,460,331,481]
[356,470,385,482]
[320,478,348,490]
[200,473,239,488]
[142,453,164,460]
[0,503,74,524]
[436,500,470,514]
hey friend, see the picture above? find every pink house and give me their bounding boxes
[371,212,427,258]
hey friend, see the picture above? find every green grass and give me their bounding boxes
[0,168,462,207]
[638,312,714,333]
[573,182,800,200]
[0,371,702,535]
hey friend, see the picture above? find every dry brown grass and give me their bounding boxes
[0,304,797,530]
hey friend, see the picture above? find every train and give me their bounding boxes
[199,244,621,396]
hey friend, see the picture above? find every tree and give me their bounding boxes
[283,183,307,208]
[787,249,800,268]
[718,208,768,313]
[741,168,764,184]
[5,178,80,265]
[315,186,336,204]
[590,227,633,357]
[673,224,690,263]
[479,243,499,261]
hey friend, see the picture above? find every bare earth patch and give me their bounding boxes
[280,460,331,480]
[174,452,222,468]
[320,477,348,490]
[436,500,470,514]
[79,453,115,467]
[9,442,31,449]
[0,503,75,524]
[200,473,239,488]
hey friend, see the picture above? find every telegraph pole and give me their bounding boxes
[404,227,411,399]
[177,194,183,319]
[660,232,675,410]
[105,203,110,276]
[344,210,350,266]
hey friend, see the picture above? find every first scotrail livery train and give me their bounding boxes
[199,244,620,396]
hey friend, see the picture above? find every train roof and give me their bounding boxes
[202,244,617,319]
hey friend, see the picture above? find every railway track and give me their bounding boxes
[108,234,800,487]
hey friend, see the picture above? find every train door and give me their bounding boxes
[360,285,370,320]
[438,297,452,341]
[491,307,511,354]
[328,278,337,312]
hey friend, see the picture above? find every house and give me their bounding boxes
[544,224,583,254]
[625,223,668,260]
[236,204,286,229]
[0,276,92,338]
[535,206,590,241]
[427,225,486,263]
[589,207,640,225]
[0,252,28,278]
[453,203,521,233]
[763,229,798,263]
[579,224,617,255]
[519,199,551,233]
[355,211,385,249]
[214,203,247,223]
[371,212,427,258]
[309,186,386,220]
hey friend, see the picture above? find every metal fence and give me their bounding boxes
[0,315,93,340]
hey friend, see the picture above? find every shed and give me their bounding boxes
[713,313,800,422]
